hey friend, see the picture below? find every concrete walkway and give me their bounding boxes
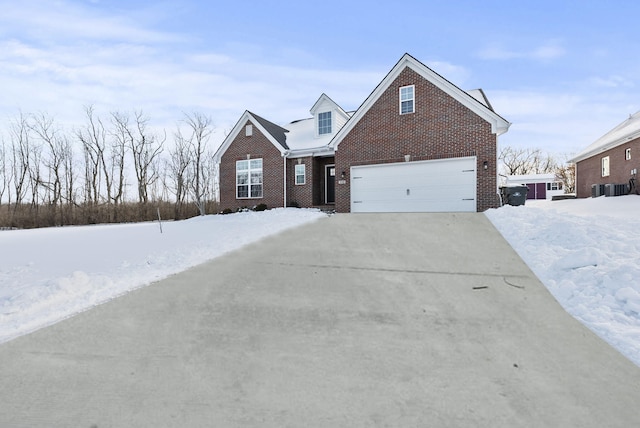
[1,213,639,427]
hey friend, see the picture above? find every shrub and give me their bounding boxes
[288,201,300,208]
[253,203,268,212]
[221,208,233,215]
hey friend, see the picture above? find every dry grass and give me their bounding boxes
[0,200,219,229]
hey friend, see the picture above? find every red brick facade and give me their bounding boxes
[334,67,499,213]
[575,137,640,198]
[219,120,285,211]
[286,156,336,207]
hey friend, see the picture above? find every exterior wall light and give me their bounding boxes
[483,161,488,170]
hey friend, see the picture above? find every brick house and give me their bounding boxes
[570,111,640,198]
[214,53,510,213]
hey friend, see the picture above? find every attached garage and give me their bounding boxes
[350,156,477,213]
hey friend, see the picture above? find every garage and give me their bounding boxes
[350,156,477,213]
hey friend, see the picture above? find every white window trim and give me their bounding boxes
[236,158,263,199]
[399,85,415,115]
[602,156,610,177]
[295,163,306,185]
[626,147,631,160]
[317,111,332,136]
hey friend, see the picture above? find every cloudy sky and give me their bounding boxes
[1,0,639,158]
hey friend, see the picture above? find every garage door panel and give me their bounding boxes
[350,157,477,213]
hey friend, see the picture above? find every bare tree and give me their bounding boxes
[110,111,131,206]
[499,146,557,175]
[0,138,8,205]
[8,113,31,211]
[555,162,576,194]
[128,111,165,205]
[76,105,110,206]
[182,112,213,215]
[167,127,193,218]
[29,113,63,209]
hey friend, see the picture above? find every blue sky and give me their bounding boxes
[1,0,639,158]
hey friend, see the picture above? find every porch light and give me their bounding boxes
[483,161,488,170]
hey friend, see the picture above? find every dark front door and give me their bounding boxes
[325,165,336,204]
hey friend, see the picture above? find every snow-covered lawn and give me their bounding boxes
[0,208,327,343]
[486,195,640,367]
[1,198,639,367]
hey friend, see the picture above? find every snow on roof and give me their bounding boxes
[506,173,556,182]
[282,112,353,155]
[571,111,640,163]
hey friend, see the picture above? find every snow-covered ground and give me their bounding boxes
[486,195,640,367]
[0,208,326,343]
[1,198,639,367]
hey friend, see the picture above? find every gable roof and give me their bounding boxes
[283,113,352,157]
[310,93,349,118]
[330,53,510,150]
[466,88,494,111]
[250,111,289,150]
[213,111,289,164]
[570,111,640,163]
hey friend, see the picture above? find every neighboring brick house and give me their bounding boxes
[214,53,510,213]
[570,111,640,198]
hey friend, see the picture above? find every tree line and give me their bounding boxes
[499,146,576,193]
[0,107,219,229]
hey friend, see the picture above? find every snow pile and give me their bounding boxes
[486,196,640,366]
[0,208,326,343]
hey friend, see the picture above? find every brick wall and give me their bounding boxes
[286,156,314,207]
[219,120,285,211]
[335,67,498,213]
[576,137,640,198]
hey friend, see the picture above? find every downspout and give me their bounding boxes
[283,151,288,208]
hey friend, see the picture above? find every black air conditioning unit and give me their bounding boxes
[591,184,605,197]
[605,183,628,197]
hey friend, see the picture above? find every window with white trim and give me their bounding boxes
[547,182,563,191]
[295,163,306,185]
[318,111,332,135]
[626,147,631,160]
[236,158,263,198]
[399,85,415,114]
[602,156,610,177]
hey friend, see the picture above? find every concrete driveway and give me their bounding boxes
[1,213,639,427]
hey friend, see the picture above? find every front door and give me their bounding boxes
[325,165,336,204]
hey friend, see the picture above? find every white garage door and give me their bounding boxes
[350,156,477,213]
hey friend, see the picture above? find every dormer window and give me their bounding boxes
[318,111,332,135]
[400,85,415,114]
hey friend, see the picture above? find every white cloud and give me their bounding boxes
[588,75,635,88]
[0,0,183,44]
[477,41,565,61]
[490,89,639,157]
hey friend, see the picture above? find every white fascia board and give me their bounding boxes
[310,93,348,117]
[570,130,640,164]
[286,145,334,159]
[213,111,287,164]
[331,54,510,149]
